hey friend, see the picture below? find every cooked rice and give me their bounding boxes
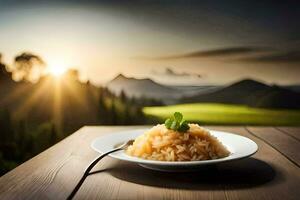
[126,124,230,161]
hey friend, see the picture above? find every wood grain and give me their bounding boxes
[0,126,299,200]
[247,127,300,167]
[209,126,300,200]
[0,126,140,200]
[276,127,300,142]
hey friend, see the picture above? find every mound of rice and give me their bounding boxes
[126,124,230,161]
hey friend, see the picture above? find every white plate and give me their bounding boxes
[91,129,258,171]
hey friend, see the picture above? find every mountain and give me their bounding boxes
[285,85,300,93]
[180,79,300,109]
[106,74,222,103]
[169,85,222,96]
[107,75,300,109]
[106,74,182,103]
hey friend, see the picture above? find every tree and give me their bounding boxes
[98,89,108,124]
[0,109,17,161]
[65,69,79,81]
[120,90,127,103]
[123,104,132,124]
[13,52,45,82]
[16,120,26,160]
[0,53,12,81]
[110,99,118,125]
[49,123,58,145]
[0,109,14,143]
[0,53,5,69]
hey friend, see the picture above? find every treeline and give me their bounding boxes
[0,52,161,175]
[97,89,163,125]
[0,86,151,175]
[0,109,59,174]
[98,89,145,125]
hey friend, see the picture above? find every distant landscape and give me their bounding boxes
[1,52,300,175]
[2,49,298,146]
[107,74,300,125]
[107,73,300,109]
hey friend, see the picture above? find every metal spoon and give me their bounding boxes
[67,139,134,200]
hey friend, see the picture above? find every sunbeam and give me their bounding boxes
[53,78,63,133]
[12,78,52,120]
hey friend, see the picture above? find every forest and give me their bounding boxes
[0,52,161,175]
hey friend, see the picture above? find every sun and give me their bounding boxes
[48,65,67,77]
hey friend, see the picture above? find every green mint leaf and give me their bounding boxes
[164,118,173,129]
[178,121,190,132]
[164,112,189,132]
[170,120,178,130]
[174,112,183,123]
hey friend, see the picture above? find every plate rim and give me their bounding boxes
[91,128,258,166]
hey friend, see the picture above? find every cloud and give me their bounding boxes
[152,67,202,78]
[239,50,300,63]
[138,46,270,60]
[139,46,300,63]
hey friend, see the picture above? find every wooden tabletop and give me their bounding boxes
[0,126,300,200]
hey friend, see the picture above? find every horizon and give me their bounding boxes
[2,53,300,87]
[3,67,299,88]
[108,72,300,87]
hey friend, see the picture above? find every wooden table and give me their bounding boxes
[1,126,300,200]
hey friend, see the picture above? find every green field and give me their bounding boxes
[143,103,300,125]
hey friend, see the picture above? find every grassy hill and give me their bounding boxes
[143,103,300,125]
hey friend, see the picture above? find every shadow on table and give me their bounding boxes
[107,158,275,190]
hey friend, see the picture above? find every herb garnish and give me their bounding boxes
[164,112,190,132]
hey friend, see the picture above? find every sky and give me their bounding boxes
[0,0,299,85]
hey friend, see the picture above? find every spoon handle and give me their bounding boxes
[67,147,122,200]
[84,147,121,176]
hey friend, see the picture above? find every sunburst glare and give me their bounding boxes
[48,65,67,77]
[46,60,68,78]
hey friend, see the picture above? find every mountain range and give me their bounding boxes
[106,74,220,104]
[106,74,182,103]
[107,74,300,109]
[181,79,300,109]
